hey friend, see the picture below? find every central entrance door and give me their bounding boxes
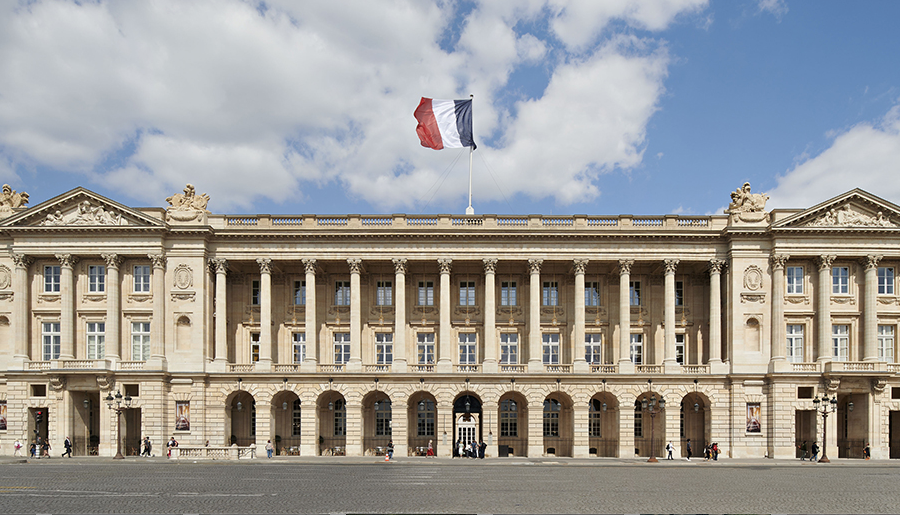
[456,413,479,444]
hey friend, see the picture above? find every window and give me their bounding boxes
[879,267,894,295]
[459,281,475,306]
[417,333,435,364]
[878,325,894,362]
[417,399,435,436]
[88,265,105,293]
[630,281,641,306]
[543,399,560,437]
[335,281,350,306]
[292,333,306,363]
[418,281,434,306]
[333,333,350,364]
[376,333,393,364]
[500,333,518,364]
[542,281,559,306]
[787,324,804,363]
[832,267,849,294]
[633,401,643,437]
[44,265,61,293]
[86,322,105,360]
[832,325,849,361]
[500,281,517,306]
[629,333,643,364]
[500,399,517,437]
[131,322,150,361]
[376,281,392,306]
[42,322,61,360]
[675,281,684,307]
[675,333,685,365]
[589,399,603,437]
[333,399,346,436]
[786,266,804,294]
[251,280,260,305]
[542,333,559,365]
[585,282,600,307]
[458,333,476,364]
[585,333,602,364]
[293,280,305,305]
[292,399,302,436]
[250,333,260,362]
[375,400,392,436]
[133,265,151,293]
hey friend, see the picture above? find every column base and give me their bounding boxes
[527,359,543,373]
[618,360,635,374]
[768,358,792,373]
[436,359,453,374]
[301,359,317,373]
[144,357,167,371]
[481,359,498,374]
[255,359,272,372]
[573,360,589,374]
[346,359,362,373]
[208,359,228,373]
[392,359,408,373]
[708,359,728,374]
[663,360,682,374]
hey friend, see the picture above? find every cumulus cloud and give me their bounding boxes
[757,0,788,20]
[768,103,900,209]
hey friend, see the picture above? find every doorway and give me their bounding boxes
[456,413,479,445]
[795,410,816,458]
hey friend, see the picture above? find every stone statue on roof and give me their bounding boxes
[0,184,29,218]
[165,183,211,223]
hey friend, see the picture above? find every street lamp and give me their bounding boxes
[812,393,837,463]
[105,389,132,460]
[642,382,666,463]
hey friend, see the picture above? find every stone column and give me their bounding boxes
[527,398,544,457]
[210,258,229,366]
[300,397,317,456]
[148,253,167,363]
[345,401,362,456]
[573,402,590,457]
[437,258,453,373]
[618,259,634,373]
[770,254,789,369]
[573,259,589,373]
[390,392,409,457]
[483,258,498,373]
[392,258,408,373]
[11,253,33,363]
[302,259,317,371]
[863,255,882,361]
[257,258,273,370]
[708,259,726,366]
[482,400,498,457]
[348,258,363,372]
[663,259,679,372]
[56,253,78,360]
[817,255,836,362]
[101,254,123,362]
[527,259,543,372]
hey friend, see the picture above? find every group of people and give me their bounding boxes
[453,438,486,459]
[798,440,819,461]
[664,439,719,461]
[703,442,720,461]
[25,436,51,458]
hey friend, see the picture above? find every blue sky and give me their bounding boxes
[1,0,899,216]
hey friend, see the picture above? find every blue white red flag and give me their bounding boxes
[414,97,476,150]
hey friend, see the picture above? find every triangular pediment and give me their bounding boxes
[0,187,165,229]
[773,189,900,230]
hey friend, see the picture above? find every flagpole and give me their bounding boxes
[466,94,475,215]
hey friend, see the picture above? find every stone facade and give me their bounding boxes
[1,184,900,460]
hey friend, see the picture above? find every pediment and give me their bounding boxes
[0,187,165,229]
[773,189,900,230]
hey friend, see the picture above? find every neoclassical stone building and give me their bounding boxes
[1,183,900,460]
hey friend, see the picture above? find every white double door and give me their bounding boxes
[456,414,479,444]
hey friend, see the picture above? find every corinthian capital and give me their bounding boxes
[148,253,167,269]
[573,258,588,275]
[438,258,453,275]
[664,259,679,275]
[102,253,124,269]
[769,253,790,271]
[393,258,408,275]
[347,258,362,274]
[817,255,836,271]
[209,258,228,275]
[527,258,543,274]
[618,259,634,276]
[11,253,33,269]
[302,258,317,275]
[55,254,78,268]
[483,258,498,275]
[862,255,883,271]
[708,259,727,275]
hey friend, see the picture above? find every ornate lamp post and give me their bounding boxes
[105,390,132,460]
[642,382,665,463]
[812,393,837,463]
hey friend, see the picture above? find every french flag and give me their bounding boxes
[414,97,476,150]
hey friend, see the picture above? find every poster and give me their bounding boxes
[0,401,6,431]
[175,401,190,431]
[746,403,761,433]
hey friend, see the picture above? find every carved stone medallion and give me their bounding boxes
[173,264,193,290]
[743,265,763,291]
[0,264,10,290]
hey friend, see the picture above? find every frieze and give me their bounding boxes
[541,307,564,317]
[806,205,896,228]
[40,200,126,226]
[83,294,106,303]
[37,293,60,304]
[740,293,766,304]
[497,306,523,317]
[877,296,900,305]
[413,306,437,316]
[328,306,351,316]
[0,292,12,302]
[170,292,196,302]
[785,295,810,305]
[370,306,396,317]
[454,306,481,317]
[127,294,152,303]
[831,296,856,305]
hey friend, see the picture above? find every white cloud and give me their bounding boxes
[768,104,900,209]
[757,0,788,20]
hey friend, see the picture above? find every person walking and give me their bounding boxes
[29,442,36,459]
[142,436,152,457]
[387,440,394,461]
[810,441,819,462]
[799,440,808,460]
[686,438,692,461]
[14,439,23,457]
[712,442,719,461]
[41,437,51,458]
[265,439,274,458]
[665,441,674,460]
[479,440,486,459]
[864,442,871,460]
[426,439,434,457]
[62,436,73,457]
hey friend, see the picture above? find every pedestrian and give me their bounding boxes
[712,442,719,461]
[41,437,51,458]
[458,439,464,458]
[166,436,178,458]
[470,440,477,458]
[864,442,871,460]
[479,440,486,459]
[62,435,72,457]
[810,441,819,462]
[387,440,394,461]
[30,442,36,458]
[686,438,692,461]
[426,439,434,457]
[265,439,274,458]
[14,439,22,457]
[704,444,710,461]
[799,440,807,460]
[142,436,152,457]
[665,441,674,460]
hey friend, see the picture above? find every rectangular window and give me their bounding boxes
[131,322,150,361]
[333,403,345,437]
[500,333,518,364]
[630,281,641,306]
[458,333,476,364]
[293,280,305,306]
[542,281,559,306]
[335,281,350,306]
[459,281,475,306]
[786,266,804,294]
[787,324,804,363]
[675,333,685,365]
[250,333,260,362]
[133,265,151,293]
[88,265,105,293]
[585,282,600,307]
[417,401,435,437]
[251,280,260,305]
[542,333,560,365]
[543,404,559,437]
[376,333,393,365]
[675,281,684,307]
[417,333,435,364]
[500,399,517,437]
[878,325,894,362]
[44,265,61,293]
[333,333,350,364]
[879,267,894,295]
[629,333,643,364]
[418,281,434,306]
[42,322,61,360]
[86,322,105,360]
[375,406,392,436]
[376,281,392,306]
[292,401,302,436]
[832,267,849,294]
[292,333,306,363]
[832,324,849,361]
[585,333,602,364]
[500,281,517,306]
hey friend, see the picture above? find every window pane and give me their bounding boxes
[630,281,641,306]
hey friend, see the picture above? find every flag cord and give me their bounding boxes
[466,146,474,215]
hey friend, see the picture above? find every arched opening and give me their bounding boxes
[498,392,528,457]
[634,392,665,458]
[229,391,256,447]
[543,393,573,457]
[271,390,301,455]
[589,392,619,457]
[452,392,482,457]
[317,391,346,455]
[745,317,761,352]
[408,392,437,456]
[362,391,392,456]
[838,393,868,458]
[175,316,191,351]
[680,392,709,458]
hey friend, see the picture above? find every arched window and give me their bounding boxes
[500,399,517,437]
[543,399,560,437]
[417,399,435,437]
